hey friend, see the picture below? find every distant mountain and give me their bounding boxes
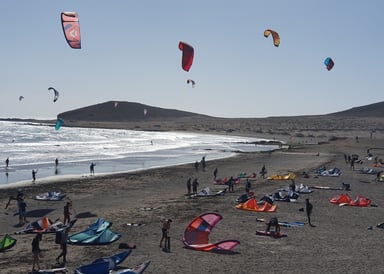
[58,101,209,122]
[327,101,384,117]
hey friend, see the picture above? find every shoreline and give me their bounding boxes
[1,129,384,273]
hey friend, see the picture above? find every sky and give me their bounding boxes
[1,1,383,119]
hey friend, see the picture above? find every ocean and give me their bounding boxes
[0,121,280,187]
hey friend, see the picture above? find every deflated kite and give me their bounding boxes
[324,57,334,71]
[178,41,194,72]
[61,12,81,49]
[264,29,280,47]
[183,212,240,252]
[48,87,59,102]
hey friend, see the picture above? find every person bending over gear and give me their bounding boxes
[266,217,280,234]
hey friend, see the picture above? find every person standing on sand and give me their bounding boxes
[192,178,199,195]
[56,227,69,265]
[201,156,206,171]
[90,162,95,175]
[160,219,172,252]
[194,161,199,171]
[32,169,37,183]
[228,176,235,192]
[245,178,251,194]
[260,165,267,179]
[63,202,72,225]
[186,178,192,195]
[32,233,42,272]
[306,198,314,227]
[213,168,218,180]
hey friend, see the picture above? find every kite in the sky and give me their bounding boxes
[61,12,81,49]
[19,96,24,101]
[187,79,195,88]
[264,29,280,47]
[55,118,64,130]
[48,87,59,102]
[324,57,334,71]
[178,41,194,72]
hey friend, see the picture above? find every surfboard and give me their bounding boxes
[111,260,151,274]
[256,230,287,238]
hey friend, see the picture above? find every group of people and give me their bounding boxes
[186,178,200,195]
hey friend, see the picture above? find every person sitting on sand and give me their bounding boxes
[160,219,172,252]
[265,217,280,234]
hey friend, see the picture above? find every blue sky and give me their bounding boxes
[1,1,383,119]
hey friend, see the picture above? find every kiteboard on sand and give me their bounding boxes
[29,267,68,274]
[256,218,304,227]
[111,260,151,274]
[256,230,287,238]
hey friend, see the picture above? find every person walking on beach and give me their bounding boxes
[5,157,9,168]
[192,178,199,195]
[245,178,251,194]
[18,197,27,226]
[201,156,206,171]
[213,168,218,180]
[90,162,95,175]
[56,227,69,265]
[186,178,192,195]
[194,161,199,171]
[63,202,72,225]
[306,198,314,227]
[32,169,38,183]
[228,176,235,192]
[260,165,267,179]
[160,219,172,252]
[32,233,42,272]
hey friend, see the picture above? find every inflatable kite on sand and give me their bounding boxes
[330,194,372,207]
[183,212,240,252]
[235,197,277,212]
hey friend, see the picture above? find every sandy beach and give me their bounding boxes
[1,120,384,274]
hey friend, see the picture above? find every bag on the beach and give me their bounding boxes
[55,231,62,244]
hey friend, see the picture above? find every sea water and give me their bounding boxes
[0,121,280,187]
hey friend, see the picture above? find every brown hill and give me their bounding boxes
[327,101,384,117]
[58,101,209,122]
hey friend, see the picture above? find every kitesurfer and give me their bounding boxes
[32,169,37,183]
[5,157,9,168]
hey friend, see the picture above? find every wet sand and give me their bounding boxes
[1,120,384,273]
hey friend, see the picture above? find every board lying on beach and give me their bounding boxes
[256,230,287,238]
[33,192,65,201]
[92,250,132,267]
[29,267,68,274]
[256,218,305,227]
[111,260,151,274]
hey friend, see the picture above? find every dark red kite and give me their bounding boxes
[178,41,194,72]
